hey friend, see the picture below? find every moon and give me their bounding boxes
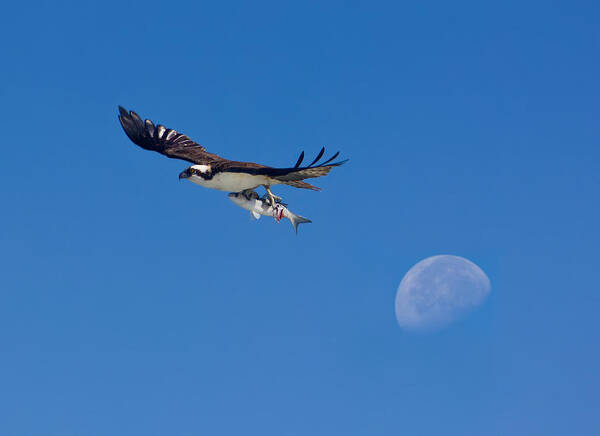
[395,255,491,330]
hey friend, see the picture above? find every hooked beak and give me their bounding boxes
[179,170,189,180]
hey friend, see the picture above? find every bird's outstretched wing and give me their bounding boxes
[218,147,348,183]
[118,106,222,164]
[118,107,347,189]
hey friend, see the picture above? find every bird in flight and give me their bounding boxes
[118,106,347,206]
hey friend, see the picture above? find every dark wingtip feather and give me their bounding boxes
[320,151,340,166]
[294,151,305,168]
[118,106,155,149]
[308,146,325,167]
[117,106,130,130]
[118,107,136,136]
[129,110,143,126]
[331,158,349,166]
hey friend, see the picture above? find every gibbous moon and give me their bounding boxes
[395,255,491,330]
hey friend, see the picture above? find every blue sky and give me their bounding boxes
[1,1,599,434]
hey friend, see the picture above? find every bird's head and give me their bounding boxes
[178,168,191,180]
[179,164,211,180]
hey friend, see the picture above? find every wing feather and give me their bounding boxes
[319,151,340,166]
[307,147,325,167]
[221,149,347,183]
[294,151,305,168]
[118,106,222,164]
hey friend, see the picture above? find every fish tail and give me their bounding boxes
[288,212,312,234]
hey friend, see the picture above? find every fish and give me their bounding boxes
[228,190,312,234]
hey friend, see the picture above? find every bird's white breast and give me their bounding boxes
[188,172,272,192]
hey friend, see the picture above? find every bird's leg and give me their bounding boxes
[262,185,278,208]
[260,190,282,203]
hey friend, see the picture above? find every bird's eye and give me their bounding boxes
[189,169,195,175]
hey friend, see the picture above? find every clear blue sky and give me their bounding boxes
[1,1,598,434]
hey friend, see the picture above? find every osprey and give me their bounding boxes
[118,107,347,205]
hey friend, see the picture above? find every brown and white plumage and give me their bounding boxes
[118,106,347,193]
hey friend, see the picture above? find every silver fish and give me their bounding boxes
[228,190,312,234]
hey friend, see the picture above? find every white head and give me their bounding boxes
[191,164,211,174]
[178,164,212,180]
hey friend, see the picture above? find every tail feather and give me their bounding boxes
[282,180,321,190]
